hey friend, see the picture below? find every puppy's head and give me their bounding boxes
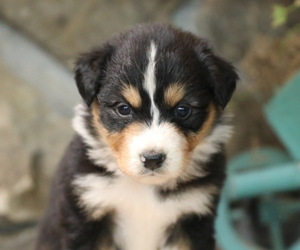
[74,24,238,185]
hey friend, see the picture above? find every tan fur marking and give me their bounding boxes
[114,123,144,175]
[91,102,124,154]
[187,103,217,152]
[122,85,142,108]
[175,237,191,250]
[97,235,116,250]
[92,102,129,152]
[170,125,193,174]
[164,83,186,107]
[91,101,145,177]
[91,102,109,139]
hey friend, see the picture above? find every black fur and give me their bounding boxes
[165,214,216,250]
[74,23,238,134]
[75,44,114,107]
[36,136,116,250]
[37,23,237,250]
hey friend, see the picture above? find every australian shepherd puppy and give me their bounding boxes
[36,23,238,250]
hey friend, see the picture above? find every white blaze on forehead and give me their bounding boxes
[144,42,160,125]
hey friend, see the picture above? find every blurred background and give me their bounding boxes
[0,0,299,249]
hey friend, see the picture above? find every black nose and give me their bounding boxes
[141,153,166,170]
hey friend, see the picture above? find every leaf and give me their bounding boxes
[272,5,288,27]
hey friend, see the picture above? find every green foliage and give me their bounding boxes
[273,5,288,27]
[272,2,300,28]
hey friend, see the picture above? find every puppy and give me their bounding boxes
[36,23,238,250]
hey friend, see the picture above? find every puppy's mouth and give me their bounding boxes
[132,167,176,185]
[139,167,165,176]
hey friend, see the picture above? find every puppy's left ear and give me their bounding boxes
[74,43,113,106]
[209,55,239,109]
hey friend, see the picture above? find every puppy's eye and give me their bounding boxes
[116,104,132,116]
[175,106,191,119]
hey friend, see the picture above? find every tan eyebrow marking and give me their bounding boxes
[164,83,186,107]
[122,85,142,108]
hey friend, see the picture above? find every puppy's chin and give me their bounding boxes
[123,171,177,186]
[132,174,173,185]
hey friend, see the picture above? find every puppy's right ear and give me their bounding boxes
[74,44,113,106]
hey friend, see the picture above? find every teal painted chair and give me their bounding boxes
[216,72,300,250]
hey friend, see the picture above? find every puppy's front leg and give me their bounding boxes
[61,207,115,250]
[36,195,115,250]
[184,215,215,250]
[164,214,215,250]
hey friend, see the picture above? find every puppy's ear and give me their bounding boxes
[74,44,113,106]
[195,41,238,109]
[209,55,238,109]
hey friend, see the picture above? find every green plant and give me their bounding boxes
[272,0,300,27]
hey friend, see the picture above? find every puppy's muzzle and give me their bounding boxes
[140,152,166,170]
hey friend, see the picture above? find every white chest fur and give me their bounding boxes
[73,174,216,250]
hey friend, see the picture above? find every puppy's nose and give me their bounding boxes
[140,153,166,170]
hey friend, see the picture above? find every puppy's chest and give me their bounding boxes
[113,183,175,250]
[74,175,212,250]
